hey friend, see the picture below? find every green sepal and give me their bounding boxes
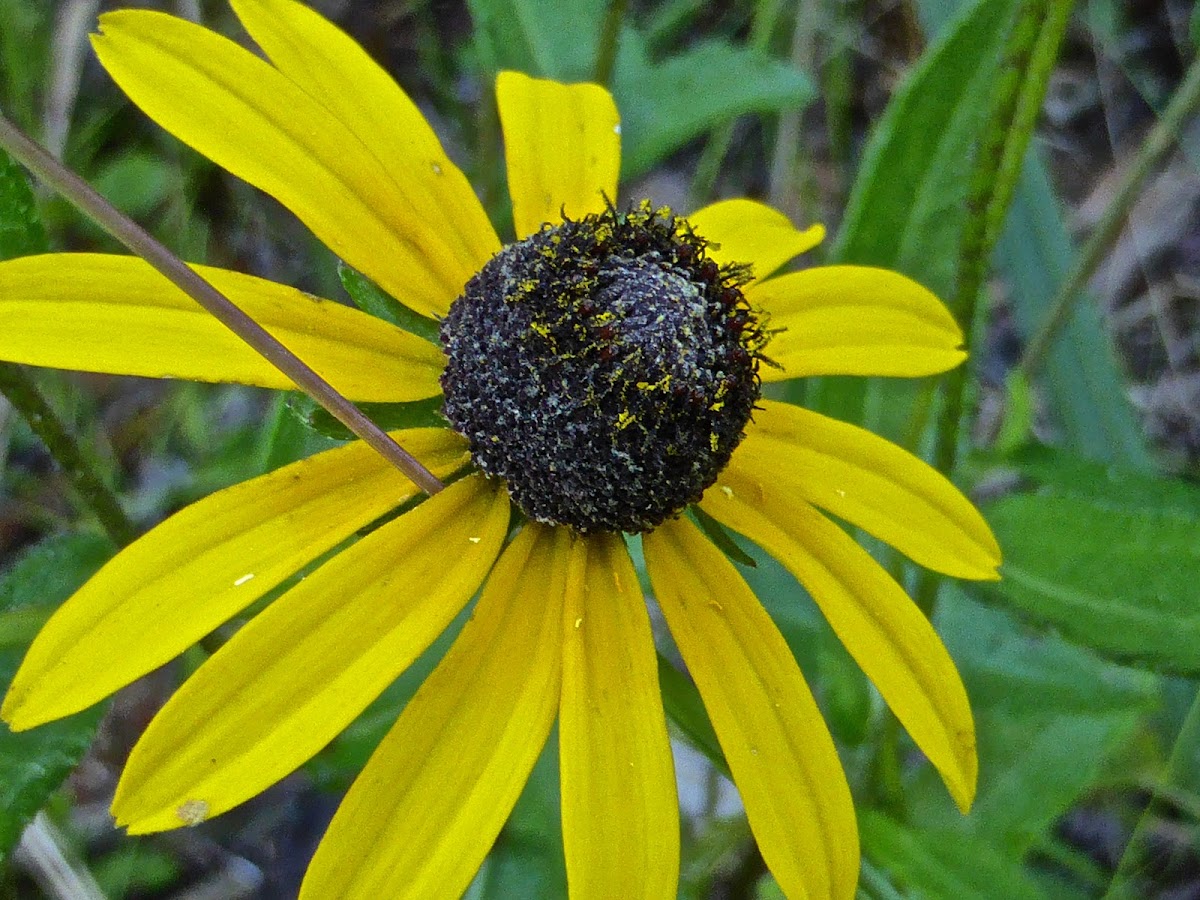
[688,505,756,569]
[287,393,446,442]
[338,261,442,345]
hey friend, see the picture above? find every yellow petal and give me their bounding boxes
[112,475,509,834]
[0,254,444,401]
[748,265,966,379]
[1,429,469,730]
[230,0,498,287]
[300,524,574,900]
[699,468,978,812]
[92,11,475,319]
[737,400,1000,579]
[644,518,858,900]
[560,533,678,900]
[688,199,824,281]
[496,71,620,239]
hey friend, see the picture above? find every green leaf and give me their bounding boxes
[991,444,1200,515]
[470,740,566,900]
[982,490,1200,673]
[919,587,1157,861]
[338,262,441,345]
[0,0,51,131]
[287,394,446,442]
[975,708,1143,858]
[995,156,1155,469]
[614,35,815,178]
[862,812,1051,899]
[0,147,47,257]
[0,533,114,855]
[938,587,1159,721]
[92,844,181,896]
[995,370,1034,453]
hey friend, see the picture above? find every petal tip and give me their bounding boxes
[0,694,29,732]
[0,679,53,733]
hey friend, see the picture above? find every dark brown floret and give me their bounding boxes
[439,202,766,533]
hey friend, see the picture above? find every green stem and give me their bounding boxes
[914,0,1073,614]
[593,0,630,86]
[0,111,445,497]
[1019,49,1200,378]
[0,365,136,546]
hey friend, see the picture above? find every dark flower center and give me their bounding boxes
[439,202,765,533]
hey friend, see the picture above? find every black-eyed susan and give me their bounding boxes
[0,1,1001,897]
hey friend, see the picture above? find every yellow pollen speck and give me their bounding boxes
[721,485,734,499]
[574,617,583,629]
[176,799,209,826]
[233,573,254,586]
[468,536,481,543]
[431,162,443,175]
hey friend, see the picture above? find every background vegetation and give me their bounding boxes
[1,0,1199,897]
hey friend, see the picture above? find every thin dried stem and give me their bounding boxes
[0,111,445,496]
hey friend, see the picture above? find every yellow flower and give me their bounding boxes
[0,1,1000,897]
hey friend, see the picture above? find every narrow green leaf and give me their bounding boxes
[337,262,441,345]
[862,812,1051,900]
[995,370,1035,453]
[91,151,173,219]
[0,533,114,855]
[833,0,1018,295]
[996,156,1155,469]
[813,0,1017,429]
[983,492,1200,672]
